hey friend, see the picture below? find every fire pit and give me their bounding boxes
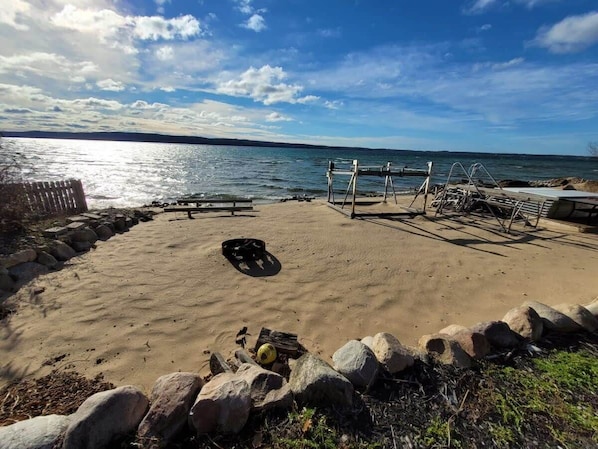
[222,239,266,261]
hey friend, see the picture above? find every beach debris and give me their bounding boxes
[235,349,259,366]
[136,372,203,448]
[502,305,544,341]
[523,300,583,333]
[235,326,248,348]
[235,363,293,412]
[332,340,379,389]
[289,353,354,407]
[63,386,149,449]
[189,373,251,434]
[0,414,72,449]
[469,321,522,349]
[371,332,415,374]
[552,303,598,332]
[255,327,304,358]
[210,352,234,375]
[418,334,472,368]
[257,343,277,365]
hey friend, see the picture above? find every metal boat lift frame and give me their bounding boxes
[326,159,433,219]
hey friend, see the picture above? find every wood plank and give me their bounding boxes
[234,349,259,366]
[254,328,302,358]
[209,352,233,375]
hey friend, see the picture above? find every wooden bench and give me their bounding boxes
[164,198,254,219]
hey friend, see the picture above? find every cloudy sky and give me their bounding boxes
[1,0,597,155]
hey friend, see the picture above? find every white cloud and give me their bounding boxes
[0,0,30,30]
[318,28,341,38]
[478,24,492,32]
[217,65,314,105]
[160,86,176,92]
[463,0,498,15]
[324,100,344,110]
[156,46,174,61]
[266,112,292,122]
[533,11,598,53]
[0,52,98,80]
[474,57,525,71]
[235,0,254,15]
[514,0,560,8]
[134,15,201,40]
[96,78,125,91]
[243,14,266,32]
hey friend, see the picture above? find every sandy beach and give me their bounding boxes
[2,198,598,393]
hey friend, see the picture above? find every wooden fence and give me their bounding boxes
[19,179,88,217]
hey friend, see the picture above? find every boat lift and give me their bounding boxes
[326,159,433,219]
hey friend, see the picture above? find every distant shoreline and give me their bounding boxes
[2,131,592,159]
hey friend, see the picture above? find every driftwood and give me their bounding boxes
[255,328,304,358]
[235,349,259,366]
[209,352,233,375]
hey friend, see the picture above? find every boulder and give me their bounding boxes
[502,306,543,341]
[0,248,37,268]
[70,241,92,253]
[371,332,414,374]
[288,353,353,408]
[137,372,203,448]
[552,303,598,333]
[360,335,374,349]
[9,262,48,284]
[0,272,16,292]
[71,228,98,244]
[49,240,76,261]
[0,414,71,449]
[189,372,251,434]
[36,251,59,270]
[585,298,598,318]
[63,386,149,449]
[332,340,379,388]
[235,363,293,411]
[524,301,582,333]
[470,321,521,348]
[419,334,472,368]
[114,216,127,232]
[95,224,114,240]
[449,330,491,359]
[438,324,468,336]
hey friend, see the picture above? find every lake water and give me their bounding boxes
[1,137,597,209]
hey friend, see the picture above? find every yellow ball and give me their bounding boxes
[257,343,277,365]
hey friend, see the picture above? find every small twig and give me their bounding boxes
[390,424,397,449]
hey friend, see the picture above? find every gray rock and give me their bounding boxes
[502,306,543,341]
[235,363,293,412]
[470,321,521,348]
[0,249,38,268]
[36,251,59,270]
[419,334,472,368]
[332,340,379,388]
[95,224,114,240]
[0,273,16,292]
[137,372,203,448]
[585,298,598,318]
[70,241,92,253]
[288,353,353,408]
[524,300,582,333]
[360,335,374,349]
[71,228,98,244]
[450,330,490,359]
[552,303,598,333]
[114,216,127,232]
[189,372,251,434]
[0,414,71,449]
[438,324,468,336]
[63,385,149,449]
[371,332,414,374]
[9,262,48,283]
[49,240,76,261]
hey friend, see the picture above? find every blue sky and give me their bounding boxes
[1,0,597,155]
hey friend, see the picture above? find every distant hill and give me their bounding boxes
[0,130,370,152]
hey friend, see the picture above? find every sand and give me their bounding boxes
[2,198,598,392]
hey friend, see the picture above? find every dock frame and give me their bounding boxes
[326,160,433,219]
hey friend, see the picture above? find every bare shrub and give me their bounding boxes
[588,142,598,157]
[0,146,30,233]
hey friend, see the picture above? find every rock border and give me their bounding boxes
[0,295,596,449]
